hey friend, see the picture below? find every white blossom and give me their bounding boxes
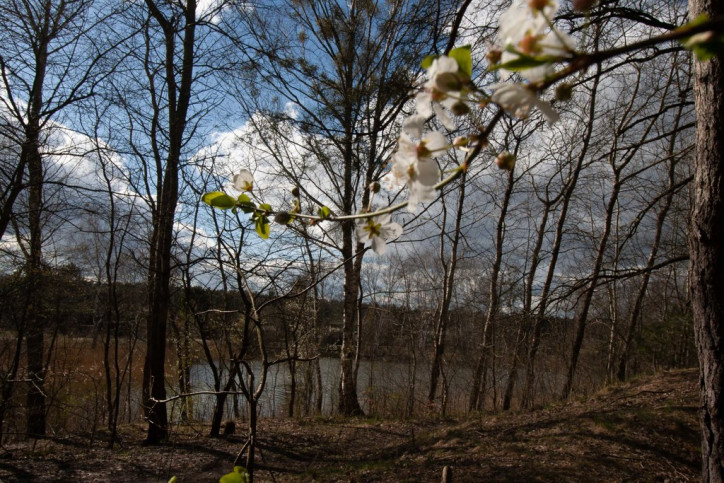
[402,114,428,139]
[406,158,441,208]
[415,55,470,131]
[425,55,464,93]
[491,83,559,123]
[232,169,254,192]
[355,214,403,255]
[498,0,558,47]
[387,131,447,211]
[496,0,575,82]
[499,29,576,82]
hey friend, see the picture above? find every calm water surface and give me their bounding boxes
[177,357,475,420]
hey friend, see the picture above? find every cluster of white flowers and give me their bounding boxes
[208,6,720,268]
[355,54,476,255]
[375,0,576,238]
[216,0,581,256]
[414,55,470,131]
[355,53,476,255]
[384,54,474,215]
[489,0,576,122]
[498,0,570,80]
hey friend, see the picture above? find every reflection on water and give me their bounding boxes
[175,357,474,421]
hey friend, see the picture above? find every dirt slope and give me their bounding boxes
[0,369,701,482]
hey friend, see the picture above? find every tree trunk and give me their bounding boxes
[337,2,364,417]
[142,0,196,443]
[209,362,240,438]
[0,325,23,441]
[21,17,51,436]
[339,226,364,415]
[561,177,618,400]
[25,129,46,437]
[689,1,724,480]
[616,94,684,381]
[469,168,515,412]
[503,196,553,410]
[287,358,297,418]
[429,174,466,407]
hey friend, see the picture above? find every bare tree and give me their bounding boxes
[614,53,692,380]
[427,176,466,412]
[469,149,517,412]
[689,0,724,480]
[107,0,235,443]
[232,0,449,415]
[0,0,114,437]
[561,30,693,399]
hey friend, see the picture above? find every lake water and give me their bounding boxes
[177,357,476,421]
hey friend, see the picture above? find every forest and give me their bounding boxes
[0,0,722,481]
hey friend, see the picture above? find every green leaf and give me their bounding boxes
[258,203,272,212]
[691,42,723,61]
[448,45,472,77]
[677,14,724,62]
[219,466,249,483]
[683,33,724,62]
[237,193,256,214]
[255,215,270,239]
[202,192,236,210]
[491,54,554,72]
[421,54,438,70]
[168,477,177,483]
[318,205,331,219]
[677,13,709,31]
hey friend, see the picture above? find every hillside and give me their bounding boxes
[0,369,701,482]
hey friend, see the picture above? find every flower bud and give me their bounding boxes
[555,83,573,102]
[519,34,540,55]
[434,72,463,93]
[468,134,489,149]
[453,136,468,148]
[486,48,502,66]
[495,151,516,171]
[274,212,293,225]
[450,102,470,116]
[572,0,598,12]
[529,0,550,11]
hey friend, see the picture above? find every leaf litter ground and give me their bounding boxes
[0,368,700,482]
